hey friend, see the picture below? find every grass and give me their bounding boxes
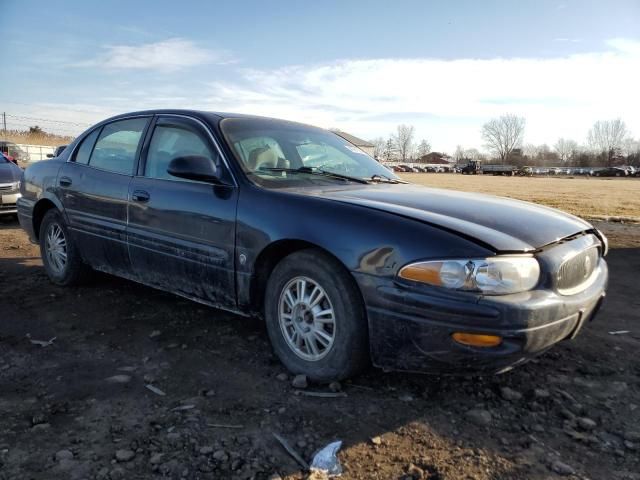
[1,130,74,147]
[399,173,640,221]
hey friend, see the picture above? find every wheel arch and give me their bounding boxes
[32,197,62,240]
[249,239,365,318]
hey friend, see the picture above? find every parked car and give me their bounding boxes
[17,110,609,380]
[0,152,22,216]
[0,141,28,164]
[47,145,68,158]
[592,167,627,177]
[1,151,17,165]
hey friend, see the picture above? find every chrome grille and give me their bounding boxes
[557,246,599,294]
[0,183,17,192]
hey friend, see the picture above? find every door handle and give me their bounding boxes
[131,190,150,202]
[59,176,72,187]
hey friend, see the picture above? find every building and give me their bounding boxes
[416,152,452,164]
[332,130,375,158]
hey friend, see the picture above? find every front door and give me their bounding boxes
[127,115,238,308]
[58,116,150,276]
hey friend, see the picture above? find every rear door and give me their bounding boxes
[126,115,238,307]
[58,116,150,276]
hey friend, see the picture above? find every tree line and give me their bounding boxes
[370,115,640,167]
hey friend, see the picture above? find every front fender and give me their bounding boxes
[235,185,493,308]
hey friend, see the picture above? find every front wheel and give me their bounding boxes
[39,209,90,286]
[264,249,369,381]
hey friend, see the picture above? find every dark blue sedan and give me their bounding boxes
[17,110,608,380]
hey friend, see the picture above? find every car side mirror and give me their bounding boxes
[46,154,54,158]
[167,155,221,183]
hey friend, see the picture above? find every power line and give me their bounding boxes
[0,100,107,116]
[5,114,91,127]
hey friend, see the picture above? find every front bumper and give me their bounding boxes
[0,191,21,215]
[354,259,608,375]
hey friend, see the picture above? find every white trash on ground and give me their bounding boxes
[309,440,343,477]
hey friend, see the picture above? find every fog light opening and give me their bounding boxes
[452,332,503,348]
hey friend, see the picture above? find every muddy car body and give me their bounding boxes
[17,110,608,380]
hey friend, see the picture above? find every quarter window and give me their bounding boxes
[73,128,101,165]
[145,124,218,180]
[88,118,148,174]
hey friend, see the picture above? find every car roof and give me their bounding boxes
[102,109,324,130]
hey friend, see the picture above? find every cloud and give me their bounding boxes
[202,39,640,151]
[606,37,640,55]
[553,37,582,43]
[77,38,234,71]
[20,38,640,152]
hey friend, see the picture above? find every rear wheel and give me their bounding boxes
[39,209,90,286]
[264,249,369,381]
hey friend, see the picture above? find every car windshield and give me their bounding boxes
[221,117,400,188]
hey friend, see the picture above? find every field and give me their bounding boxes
[1,176,639,479]
[400,173,640,221]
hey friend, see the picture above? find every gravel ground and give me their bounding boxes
[1,216,639,480]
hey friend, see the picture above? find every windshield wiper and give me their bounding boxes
[257,167,370,184]
[370,174,407,184]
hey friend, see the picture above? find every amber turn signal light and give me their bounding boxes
[452,332,502,348]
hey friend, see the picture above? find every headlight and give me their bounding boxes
[595,229,608,256]
[12,181,20,191]
[398,256,540,295]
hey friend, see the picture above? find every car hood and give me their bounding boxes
[0,162,21,183]
[294,183,592,252]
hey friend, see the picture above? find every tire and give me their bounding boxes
[39,209,91,286]
[264,249,369,382]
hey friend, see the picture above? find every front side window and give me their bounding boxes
[145,123,218,180]
[221,118,398,188]
[88,118,148,174]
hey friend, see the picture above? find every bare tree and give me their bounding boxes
[587,119,628,166]
[370,137,386,160]
[416,139,431,159]
[464,148,483,162]
[622,137,640,156]
[523,143,539,160]
[383,138,396,162]
[481,114,525,163]
[554,138,579,163]
[393,124,415,163]
[453,145,465,164]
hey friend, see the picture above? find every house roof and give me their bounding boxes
[332,130,374,148]
[418,152,452,164]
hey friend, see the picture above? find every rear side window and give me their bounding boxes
[74,128,101,164]
[88,118,148,174]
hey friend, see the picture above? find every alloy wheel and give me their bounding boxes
[278,276,336,361]
[45,223,67,275]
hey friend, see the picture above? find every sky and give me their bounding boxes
[1,0,639,153]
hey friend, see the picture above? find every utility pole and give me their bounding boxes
[2,112,6,139]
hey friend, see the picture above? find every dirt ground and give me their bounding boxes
[1,205,639,479]
[400,174,640,221]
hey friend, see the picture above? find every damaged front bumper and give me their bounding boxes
[353,259,608,375]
